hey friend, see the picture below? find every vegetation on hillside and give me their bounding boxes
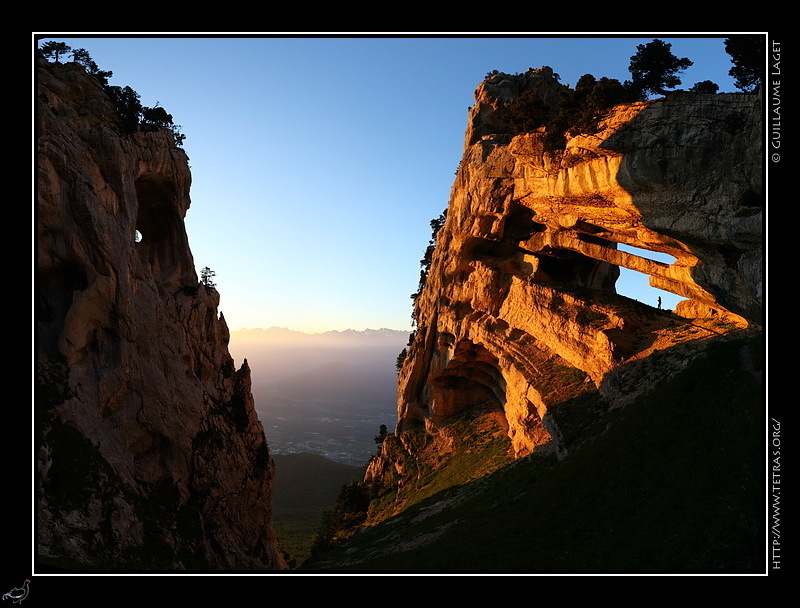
[410,209,447,326]
[302,330,764,572]
[308,479,372,559]
[304,401,515,565]
[270,453,365,567]
[38,40,186,146]
[482,36,764,149]
[724,35,765,93]
[627,38,694,97]
[395,348,407,373]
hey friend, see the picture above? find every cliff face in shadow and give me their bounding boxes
[361,68,762,527]
[36,57,286,571]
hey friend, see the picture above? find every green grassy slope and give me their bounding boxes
[301,331,765,573]
[271,453,364,566]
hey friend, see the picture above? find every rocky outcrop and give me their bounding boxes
[368,68,762,493]
[36,57,286,570]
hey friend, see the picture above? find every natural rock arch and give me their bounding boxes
[134,173,195,287]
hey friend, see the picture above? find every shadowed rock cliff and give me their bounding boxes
[36,57,286,571]
[363,67,763,523]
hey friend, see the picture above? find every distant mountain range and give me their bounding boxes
[229,327,409,384]
[232,326,411,345]
[232,326,410,338]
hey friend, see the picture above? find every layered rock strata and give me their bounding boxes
[373,68,762,476]
[36,57,286,570]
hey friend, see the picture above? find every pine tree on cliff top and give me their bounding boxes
[627,39,693,97]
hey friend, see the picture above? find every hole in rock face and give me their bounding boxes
[462,235,509,261]
[614,244,685,309]
[504,204,545,242]
[135,176,176,244]
[617,243,677,265]
[134,174,194,284]
[431,340,505,420]
[462,204,545,263]
[572,220,608,235]
[534,248,618,293]
[577,233,615,247]
[616,267,685,310]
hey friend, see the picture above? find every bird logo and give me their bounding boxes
[2,580,29,604]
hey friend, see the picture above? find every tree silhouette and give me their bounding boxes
[309,479,371,556]
[39,41,185,146]
[563,75,631,135]
[141,105,174,129]
[69,47,92,64]
[395,348,407,373]
[104,85,143,133]
[628,39,693,98]
[374,424,389,444]
[70,47,113,85]
[689,80,719,94]
[411,209,447,326]
[725,35,764,92]
[40,41,71,62]
[141,104,186,146]
[200,267,216,289]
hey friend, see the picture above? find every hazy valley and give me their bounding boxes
[229,328,409,465]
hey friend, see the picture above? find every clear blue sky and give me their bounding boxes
[36,33,744,333]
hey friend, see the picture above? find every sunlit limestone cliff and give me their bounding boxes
[323,67,764,569]
[36,56,286,571]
